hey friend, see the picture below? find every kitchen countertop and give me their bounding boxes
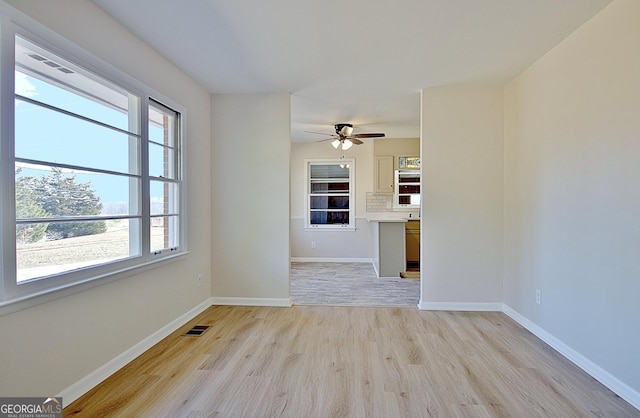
[366,212,420,222]
[368,212,419,277]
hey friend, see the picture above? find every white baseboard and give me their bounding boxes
[58,297,214,405]
[291,257,373,263]
[211,297,292,307]
[502,304,640,411]
[418,301,503,311]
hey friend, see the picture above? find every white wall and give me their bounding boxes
[0,0,212,396]
[504,0,640,397]
[420,86,504,308]
[3,0,637,408]
[290,140,374,259]
[211,93,291,304]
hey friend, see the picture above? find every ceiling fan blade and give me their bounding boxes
[352,133,385,138]
[316,137,337,143]
[305,130,335,137]
[350,138,364,145]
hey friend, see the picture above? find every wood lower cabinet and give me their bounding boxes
[405,220,420,270]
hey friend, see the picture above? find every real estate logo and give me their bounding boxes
[0,397,62,418]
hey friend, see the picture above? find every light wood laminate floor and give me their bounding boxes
[291,262,420,306]
[65,305,639,417]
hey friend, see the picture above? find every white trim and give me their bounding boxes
[372,261,380,277]
[304,158,356,230]
[418,301,503,311]
[211,297,292,307]
[502,304,640,411]
[413,301,640,409]
[0,251,189,316]
[303,226,357,232]
[58,297,214,405]
[291,215,368,221]
[0,3,188,308]
[290,257,373,263]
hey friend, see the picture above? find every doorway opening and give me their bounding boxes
[290,261,419,306]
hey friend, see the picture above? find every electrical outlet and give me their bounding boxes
[311,241,316,249]
[536,289,541,304]
[197,274,202,287]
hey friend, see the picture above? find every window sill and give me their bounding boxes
[304,227,356,232]
[0,251,190,317]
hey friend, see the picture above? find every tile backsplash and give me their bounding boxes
[366,192,393,212]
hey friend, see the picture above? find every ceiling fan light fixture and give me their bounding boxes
[318,123,384,150]
[335,123,353,136]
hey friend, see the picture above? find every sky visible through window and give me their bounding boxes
[15,71,165,207]
[12,41,178,285]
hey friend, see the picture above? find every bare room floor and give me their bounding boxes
[290,262,420,307]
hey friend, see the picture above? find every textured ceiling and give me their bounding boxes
[92,0,611,142]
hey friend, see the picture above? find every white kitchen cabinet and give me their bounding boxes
[374,155,394,193]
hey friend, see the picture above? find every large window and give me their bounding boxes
[305,159,355,230]
[148,100,181,253]
[1,27,184,305]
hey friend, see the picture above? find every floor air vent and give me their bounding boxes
[184,325,210,336]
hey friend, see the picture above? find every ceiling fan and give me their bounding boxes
[309,123,385,150]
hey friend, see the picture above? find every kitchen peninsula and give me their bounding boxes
[366,212,419,278]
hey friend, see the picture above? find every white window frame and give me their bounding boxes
[0,10,187,314]
[304,159,355,231]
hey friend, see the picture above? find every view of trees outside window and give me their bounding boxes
[16,167,106,243]
[13,36,179,284]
